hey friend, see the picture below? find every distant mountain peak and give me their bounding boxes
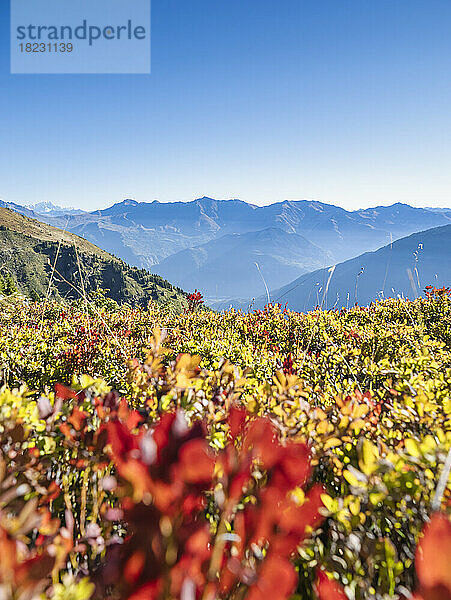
[29,201,61,212]
[194,196,257,207]
[99,198,140,214]
[1,195,451,304]
[25,201,86,216]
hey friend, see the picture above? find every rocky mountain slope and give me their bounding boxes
[0,207,185,309]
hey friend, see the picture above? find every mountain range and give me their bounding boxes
[221,224,451,312]
[28,201,86,216]
[2,196,451,302]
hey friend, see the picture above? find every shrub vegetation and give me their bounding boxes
[0,289,449,600]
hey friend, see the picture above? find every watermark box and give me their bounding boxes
[11,0,151,74]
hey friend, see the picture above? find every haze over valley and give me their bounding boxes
[1,196,450,309]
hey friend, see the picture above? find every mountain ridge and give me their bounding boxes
[153,226,331,298]
[0,207,186,309]
[224,223,451,312]
[2,196,451,301]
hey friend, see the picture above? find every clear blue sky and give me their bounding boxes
[1,0,451,210]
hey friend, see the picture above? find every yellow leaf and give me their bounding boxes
[349,497,361,516]
[405,438,420,457]
[359,439,379,476]
[350,418,366,430]
[291,487,306,506]
[343,469,361,487]
[314,408,327,421]
[369,492,385,505]
[324,437,342,450]
[421,435,437,453]
[320,493,338,513]
[352,404,369,418]
[317,420,329,435]
[339,415,350,429]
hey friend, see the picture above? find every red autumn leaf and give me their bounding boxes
[247,488,278,548]
[124,551,146,585]
[29,446,40,459]
[415,513,451,600]
[67,407,88,431]
[118,460,154,498]
[228,406,247,439]
[117,399,143,431]
[59,422,74,441]
[181,493,206,516]
[152,412,177,457]
[126,410,144,432]
[100,409,321,599]
[127,580,161,600]
[247,555,297,600]
[244,417,279,468]
[178,439,215,484]
[278,484,325,538]
[54,383,77,400]
[41,482,61,504]
[315,569,347,600]
[15,554,55,588]
[273,443,311,491]
[228,468,252,504]
[0,527,19,576]
[107,421,140,459]
[184,525,211,561]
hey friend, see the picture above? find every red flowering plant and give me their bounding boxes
[96,406,326,600]
[412,512,451,600]
[424,285,451,300]
[0,406,72,599]
[185,290,204,314]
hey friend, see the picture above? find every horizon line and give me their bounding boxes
[9,195,451,214]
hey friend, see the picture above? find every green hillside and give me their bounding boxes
[0,207,186,309]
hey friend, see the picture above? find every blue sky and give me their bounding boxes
[1,0,451,210]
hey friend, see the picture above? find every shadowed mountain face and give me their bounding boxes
[228,224,451,312]
[2,197,451,301]
[152,227,331,298]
